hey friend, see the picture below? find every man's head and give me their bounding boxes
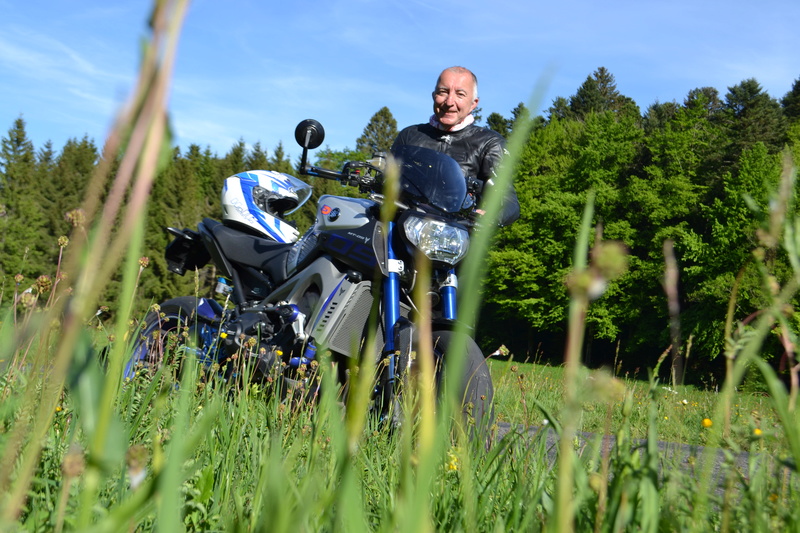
[432,66,479,131]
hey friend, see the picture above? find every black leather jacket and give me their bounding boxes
[391,123,520,226]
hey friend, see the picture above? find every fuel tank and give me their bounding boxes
[287,195,383,274]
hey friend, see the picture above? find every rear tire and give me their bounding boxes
[124,296,204,380]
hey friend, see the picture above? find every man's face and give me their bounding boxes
[432,70,478,130]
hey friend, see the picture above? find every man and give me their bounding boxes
[391,66,520,226]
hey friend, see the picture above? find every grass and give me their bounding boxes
[1,1,800,531]
[489,358,783,452]
[2,340,797,532]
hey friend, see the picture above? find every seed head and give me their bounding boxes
[65,209,86,229]
[35,275,53,294]
[20,291,37,309]
[126,444,149,490]
[61,444,85,478]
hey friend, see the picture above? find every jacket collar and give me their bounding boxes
[429,114,475,132]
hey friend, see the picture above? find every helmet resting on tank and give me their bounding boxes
[221,170,312,243]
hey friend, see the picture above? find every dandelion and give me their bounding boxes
[702,418,713,428]
[447,451,459,471]
[753,428,763,436]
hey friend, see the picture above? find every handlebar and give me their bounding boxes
[301,160,383,193]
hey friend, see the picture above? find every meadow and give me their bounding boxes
[2,1,800,531]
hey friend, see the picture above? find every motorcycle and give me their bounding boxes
[126,119,494,426]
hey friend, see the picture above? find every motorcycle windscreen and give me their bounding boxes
[392,145,468,213]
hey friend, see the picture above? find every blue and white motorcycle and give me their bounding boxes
[126,119,493,425]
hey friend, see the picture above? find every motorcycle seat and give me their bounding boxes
[207,219,295,285]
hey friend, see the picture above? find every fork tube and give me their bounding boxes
[441,268,458,320]
[384,221,401,384]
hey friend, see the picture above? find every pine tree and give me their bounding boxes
[486,112,510,138]
[685,87,724,117]
[218,139,248,179]
[570,75,606,118]
[47,136,98,243]
[185,144,218,215]
[722,78,786,156]
[569,67,639,121]
[547,96,573,122]
[245,142,269,170]
[0,117,48,280]
[142,147,210,304]
[269,141,294,175]
[642,101,679,135]
[781,77,800,122]
[356,107,397,154]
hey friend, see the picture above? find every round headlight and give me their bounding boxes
[402,215,469,264]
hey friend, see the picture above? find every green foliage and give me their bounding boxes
[355,106,398,154]
[482,69,800,373]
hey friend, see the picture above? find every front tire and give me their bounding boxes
[432,330,495,432]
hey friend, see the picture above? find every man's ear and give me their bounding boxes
[471,97,479,112]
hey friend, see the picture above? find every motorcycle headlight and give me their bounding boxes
[402,215,469,265]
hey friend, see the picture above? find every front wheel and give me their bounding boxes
[432,330,495,432]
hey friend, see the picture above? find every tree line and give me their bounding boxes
[1,67,799,382]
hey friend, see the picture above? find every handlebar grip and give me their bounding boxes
[467,176,485,193]
[306,165,343,181]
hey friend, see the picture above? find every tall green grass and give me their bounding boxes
[1,1,800,531]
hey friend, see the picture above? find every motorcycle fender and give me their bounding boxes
[164,227,211,276]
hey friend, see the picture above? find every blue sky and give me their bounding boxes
[1,0,798,161]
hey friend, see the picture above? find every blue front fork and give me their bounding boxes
[383,223,459,391]
[441,268,458,321]
[383,222,401,389]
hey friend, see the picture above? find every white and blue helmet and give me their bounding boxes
[221,170,312,243]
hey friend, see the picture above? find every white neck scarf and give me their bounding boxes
[429,114,474,132]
